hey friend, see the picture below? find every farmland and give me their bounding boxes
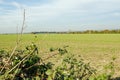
[0,34,120,77]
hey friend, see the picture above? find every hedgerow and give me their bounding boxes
[0,43,116,80]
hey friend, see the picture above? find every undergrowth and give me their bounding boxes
[0,43,117,80]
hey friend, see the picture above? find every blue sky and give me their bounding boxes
[0,0,120,33]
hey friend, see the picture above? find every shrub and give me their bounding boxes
[0,43,117,80]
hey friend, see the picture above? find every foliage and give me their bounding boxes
[50,55,96,80]
[0,43,68,80]
[0,43,117,80]
[50,45,68,55]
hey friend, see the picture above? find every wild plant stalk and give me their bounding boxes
[20,9,26,40]
[0,9,26,74]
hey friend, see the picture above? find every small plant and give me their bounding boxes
[46,55,96,80]
[50,46,68,55]
[0,43,69,80]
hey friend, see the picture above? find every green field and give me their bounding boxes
[0,34,120,76]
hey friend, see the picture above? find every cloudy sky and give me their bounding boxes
[0,0,120,33]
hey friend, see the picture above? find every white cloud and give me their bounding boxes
[28,0,120,18]
[27,0,86,22]
[0,0,120,33]
[10,1,27,9]
[112,12,120,16]
[11,2,21,8]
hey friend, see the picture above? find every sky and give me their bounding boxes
[0,0,120,33]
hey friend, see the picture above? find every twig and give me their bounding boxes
[21,9,25,35]
[0,9,26,74]
[8,48,36,74]
[24,51,59,70]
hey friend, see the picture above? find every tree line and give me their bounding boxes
[31,29,120,34]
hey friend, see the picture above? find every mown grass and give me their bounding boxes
[0,34,120,76]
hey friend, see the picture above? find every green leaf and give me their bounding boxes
[47,76,52,80]
[46,69,53,75]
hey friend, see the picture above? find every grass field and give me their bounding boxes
[0,34,120,76]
